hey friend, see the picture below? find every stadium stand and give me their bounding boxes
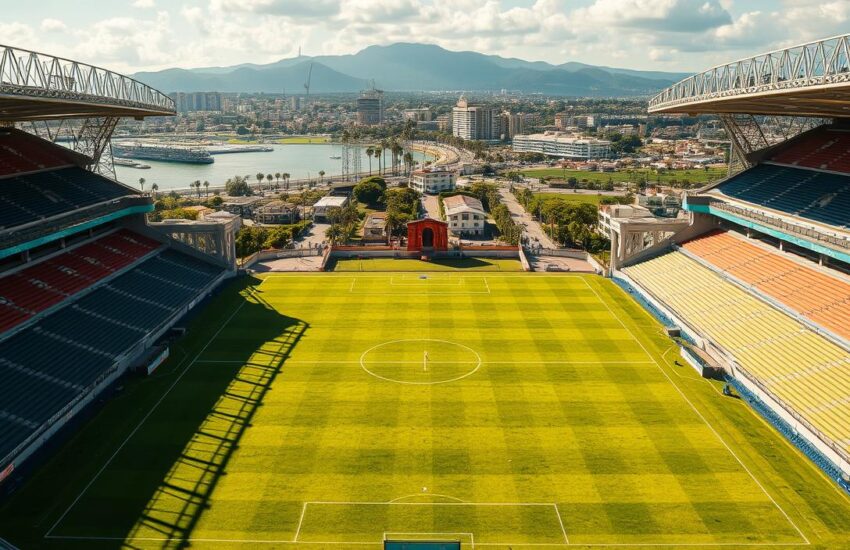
[713,164,850,229]
[0,247,225,466]
[0,230,162,333]
[682,231,850,342]
[0,129,74,178]
[0,167,136,231]
[623,251,850,456]
[772,129,850,174]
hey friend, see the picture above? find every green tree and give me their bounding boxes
[353,180,384,207]
[264,226,293,249]
[256,172,265,192]
[138,177,146,193]
[203,180,210,197]
[225,176,253,196]
[150,183,158,198]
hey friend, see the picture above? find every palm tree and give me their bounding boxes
[274,172,281,189]
[150,183,158,199]
[403,151,414,176]
[138,177,146,193]
[256,172,265,192]
[283,172,291,191]
[203,180,210,197]
[318,170,325,184]
[380,139,389,173]
[374,147,383,175]
[392,142,404,176]
[193,180,202,198]
[266,173,273,189]
[366,147,374,175]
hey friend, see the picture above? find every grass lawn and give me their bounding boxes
[2,273,850,548]
[329,257,523,272]
[521,167,728,185]
[275,136,332,144]
[532,192,625,205]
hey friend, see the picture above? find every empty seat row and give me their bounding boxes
[0,248,225,465]
[0,130,73,178]
[714,164,850,229]
[0,230,162,334]
[772,129,850,174]
[0,167,135,231]
[682,231,850,341]
[623,251,850,455]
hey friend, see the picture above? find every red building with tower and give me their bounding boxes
[406,218,449,251]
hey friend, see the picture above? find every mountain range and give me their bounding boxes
[133,43,690,97]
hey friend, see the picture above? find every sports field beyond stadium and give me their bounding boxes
[3,273,850,549]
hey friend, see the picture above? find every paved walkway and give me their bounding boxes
[498,188,557,249]
[422,195,442,219]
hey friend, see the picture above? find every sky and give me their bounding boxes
[0,0,847,75]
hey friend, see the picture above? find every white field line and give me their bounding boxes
[193,359,656,365]
[44,298,250,539]
[293,502,308,542]
[41,535,812,547]
[554,503,569,544]
[580,277,811,546]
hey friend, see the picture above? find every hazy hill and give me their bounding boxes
[133,43,688,96]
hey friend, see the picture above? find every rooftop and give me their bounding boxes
[314,195,348,207]
[443,194,486,216]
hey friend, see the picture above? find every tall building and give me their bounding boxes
[168,92,222,113]
[502,112,535,139]
[452,96,501,141]
[357,89,384,126]
[290,96,301,111]
[403,108,432,122]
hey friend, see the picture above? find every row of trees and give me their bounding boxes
[235,222,312,258]
[512,189,609,252]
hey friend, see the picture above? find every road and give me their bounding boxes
[421,194,442,219]
[498,187,557,249]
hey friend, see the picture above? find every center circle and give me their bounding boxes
[359,339,482,385]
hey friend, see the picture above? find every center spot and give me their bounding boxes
[359,339,481,385]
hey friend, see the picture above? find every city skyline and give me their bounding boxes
[0,0,846,75]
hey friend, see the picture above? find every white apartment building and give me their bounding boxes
[411,170,456,194]
[443,195,487,235]
[512,132,611,160]
[452,97,500,141]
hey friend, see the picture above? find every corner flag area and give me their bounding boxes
[4,273,850,548]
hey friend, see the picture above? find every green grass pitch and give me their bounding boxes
[3,273,850,549]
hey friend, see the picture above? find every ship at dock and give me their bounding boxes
[112,142,214,164]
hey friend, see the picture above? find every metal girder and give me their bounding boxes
[0,43,174,120]
[649,34,850,115]
[718,114,828,176]
[72,117,119,179]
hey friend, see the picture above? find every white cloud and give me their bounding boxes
[0,0,845,75]
[40,18,67,33]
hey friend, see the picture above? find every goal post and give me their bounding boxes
[384,541,461,550]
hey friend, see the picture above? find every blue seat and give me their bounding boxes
[718,164,850,228]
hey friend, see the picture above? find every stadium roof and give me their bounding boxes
[648,34,850,118]
[0,44,175,121]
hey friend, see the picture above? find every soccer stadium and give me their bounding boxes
[1,36,850,550]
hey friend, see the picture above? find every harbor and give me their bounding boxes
[113,142,435,190]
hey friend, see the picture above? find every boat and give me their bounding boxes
[113,158,151,169]
[329,155,342,160]
[112,142,214,164]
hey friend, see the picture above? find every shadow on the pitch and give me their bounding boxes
[60,276,308,549]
